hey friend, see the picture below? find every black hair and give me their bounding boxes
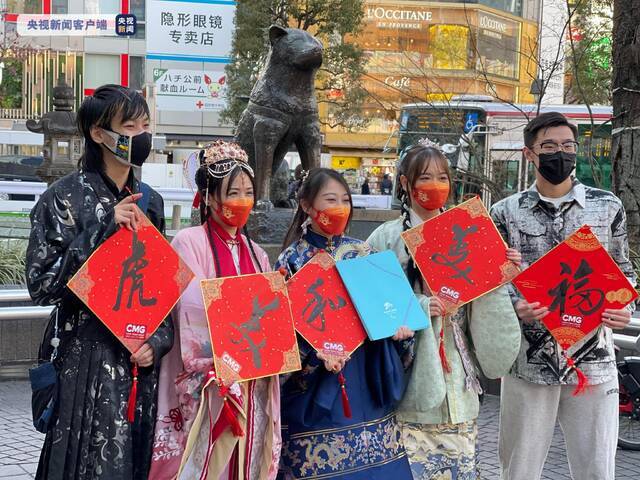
[281,168,353,250]
[523,112,578,149]
[397,145,452,291]
[76,84,150,172]
[194,149,262,273]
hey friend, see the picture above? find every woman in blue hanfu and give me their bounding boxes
[274,167,426,480]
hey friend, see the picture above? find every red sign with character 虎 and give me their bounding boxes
[67,213,194,353]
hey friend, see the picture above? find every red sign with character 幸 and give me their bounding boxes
[67,213,194,353]
[286,251,367,362]
[513,225,638,350]
[401,196,520,314]
[201,271,301,384]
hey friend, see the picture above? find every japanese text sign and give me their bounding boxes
[146,0,235,63]
[287,251,367,361]
[402,196,520,314]
[68,214,194,353]
[201,271,301,384]
[153,68,227,112]
[514,225,637,350]
[16,14,117,37]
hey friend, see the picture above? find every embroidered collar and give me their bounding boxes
[303,228,343,252]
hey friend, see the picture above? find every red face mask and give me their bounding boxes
[216,198,254,227]
[313,206,350,236]
[413,181,450,211]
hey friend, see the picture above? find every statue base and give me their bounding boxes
[246,208,294,245]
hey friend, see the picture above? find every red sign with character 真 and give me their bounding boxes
[401,196,520,314]
[67,213,194,353]
[201,271,301,384]
[286,251,367,362]
[513,225,638,350]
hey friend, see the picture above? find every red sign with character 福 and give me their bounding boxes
[201,271,301,384]
[401,196,520,314]
[67,214,194,353]
[286,251,367,362]
[513,225,638,350]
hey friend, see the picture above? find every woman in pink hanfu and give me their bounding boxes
[148,141,281,480]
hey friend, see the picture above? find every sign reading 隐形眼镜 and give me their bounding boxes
[146,0,235,63]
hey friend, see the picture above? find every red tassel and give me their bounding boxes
[439,324,451,373]
[127,363,138,423]
[215,383,244,437]
[337,372,352,418]
[192,192,201,209]
[566,357,590,396]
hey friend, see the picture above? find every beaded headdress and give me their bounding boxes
[200,140,254,178]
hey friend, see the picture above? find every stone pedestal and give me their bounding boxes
[246,208,295,245]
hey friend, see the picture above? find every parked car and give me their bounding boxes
[0,155,43,200]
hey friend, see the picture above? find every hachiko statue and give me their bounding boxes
[235,25,323,209]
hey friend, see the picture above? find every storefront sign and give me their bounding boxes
[153,68,228,112]
[146,0,235,63]
[16,14,117,36]
[366,6,433,29]
[332,156,361,169]
[384,76,411,89]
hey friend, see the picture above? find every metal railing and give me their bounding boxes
[1,288,639,351]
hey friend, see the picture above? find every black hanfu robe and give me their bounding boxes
[26,169,174,480]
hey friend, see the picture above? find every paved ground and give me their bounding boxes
[1,380,639,479]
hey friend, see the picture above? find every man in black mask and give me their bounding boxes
[490,112,635,480]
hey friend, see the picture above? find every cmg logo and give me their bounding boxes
[561,314,583,325]
[323,342,344,353]
[222,352,241,373]
[125,324,146,335]
[440,286,460,300]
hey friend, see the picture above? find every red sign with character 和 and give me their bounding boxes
[286,251,366,362]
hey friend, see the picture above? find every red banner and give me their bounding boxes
[514,225,638,349]
[402,196,519,313]
[287,251,366,361]
[201,271,301,384]
[68,214,194,353]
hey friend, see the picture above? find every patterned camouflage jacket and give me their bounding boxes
[490,179,636,386]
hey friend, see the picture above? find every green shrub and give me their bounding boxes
[0,240,27,286]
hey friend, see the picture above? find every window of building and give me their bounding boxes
[428,25,471,70]
[130,0,146,39]
[6,0,40,13]
[84,54,120,89]
[84,0,120,14]
[474,13,520,79]
[52,0,68,14]
[129,56,145,91]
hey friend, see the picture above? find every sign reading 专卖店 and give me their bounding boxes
[146,0,235,63]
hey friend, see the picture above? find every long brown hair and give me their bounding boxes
[194,151,262,272]
[282,168,353,249]
[397,145,452,290]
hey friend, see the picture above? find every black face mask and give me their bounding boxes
[104,129,152,167]
[536,151,576,185]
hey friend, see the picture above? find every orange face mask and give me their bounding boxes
[413,181,450,211]
[313,206,350,236]
[217,197,254,227]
